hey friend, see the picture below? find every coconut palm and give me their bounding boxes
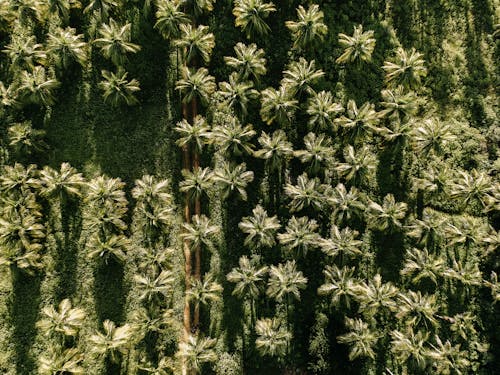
[136,246,175,274]
[39,347,84,375]
[210,119,256,156]
[254,130,294,171]
[176,67,216,106]
[400,247,445,285]
[179,167,214,203]
[353,274,399,316]
[175,24,215,64]
[238,204,281,249]
[325,183,365,224]
[281,58,324,97]
[17,66,60,106]
[154,0,189,40]
[186,273,223,308]
[8,0,44,25]
[335,145,376,187]
[87,234,130,263]
[285,4,328,51]
[134,269,175,302]
[417,162,453,201]
[47,27,87,69]
[7,121,46,155]
[390,328,429,369]
[447,311,478,340]
[396,290,439,328]
[0,163,40,196]
[319,225,363,259]
[266,260,307,303]
[94,19,141,66]
[233,0,276,39]
[181,0,216,17]
[334,99,379,143]
[336,24,376,64]
[306,90,343,131]
[255,318,291,357]
[3,34,46,70]
[47,0,72,22]
[0,81,19,108]
[367,194,407,232]
[427,335,470,374]
[177,335,217,374]
[277,216,321,257]
[383,47,427,89]
[224,42,267,81]
[379,86,419,124]
[89,320,135,363]
[412,118,456,157]
[337,318,379,360]
[83,0,117,19]
[213,161,254,201]
[175,115,211,153]
[442,258,482,287]
[36,298,86,338]
[260,85,298,126]
[450,169,492,209]
[318,265,357,308]
[284,173,324,212]
[227,256,268,308]
[99,69,140,106]
[39,162,85,200]
[294,132,334,175]
[180,215,219,251]
[443,216,484,249]
[219,72,259,119]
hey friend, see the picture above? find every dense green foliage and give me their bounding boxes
[0,0,498,374]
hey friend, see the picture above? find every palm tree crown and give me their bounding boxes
[238,204,281,249]
[336,24,376,64]
[94,18,141,66]
[224,42,267,81]
[383,47,427,89]
[233,0,276,39]
[285,4,328,51]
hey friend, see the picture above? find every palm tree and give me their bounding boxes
[224,42,267,81]
[412,118,456,157]
[94,18,141,66]
[0,163,40,196]
[176,67,216,106]
[186,273,223,311]
[450,169,492,210]
[89,320,135,363]
[259,85,298,126]
[8,0,44,25]
[427,335,470,374]
[213,161,254,201]
[17,66,60,106]
[318,265,357,308]
[442,258,482,288]
[47,27,87,69]
[180,215,219,251]
[219,72,259,119]
[36,298,86,338]
[179,167,214,203]
[353,274,398,317]
[400,247,445,285]
[335,145,376,187]
[176,335,217,374]
[134,269,175,302]
[87,234,130,263]
[379,86,419,124]
[336,24,376,64]
[281,58,324,97]
[154,0,190,40]
[390,328,429,370]
[306,90,343,131]
[3,34,46,71]
[396,290,439,329]
[254,130,294,172]
[325,183,365,224]
[0,81,19,108]
[266,260,307,303]
[255,317,291,357]
[284,174,324,212]
[277,216,321,257]
[367,194,407,232]
[39,162,85,200]
[210,119,256,156]
[337,318,379,360]
[294,132,334,175]
[99,69,140,106]
[334,99,379,143]
[7,121,47,155]
[238,204,281,249]
[39,347,84,375]
[227,256,268,321]
[181,0,216,17]
[383,47,427,89]
[285,4,328,51]
[319,225,363,259]
[233,0,276,39]
[83,0,117,19]
[48,0,72,22]
[175,24,215,65]
[175,115,211,153]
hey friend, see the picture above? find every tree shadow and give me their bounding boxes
[93,259,126,324]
